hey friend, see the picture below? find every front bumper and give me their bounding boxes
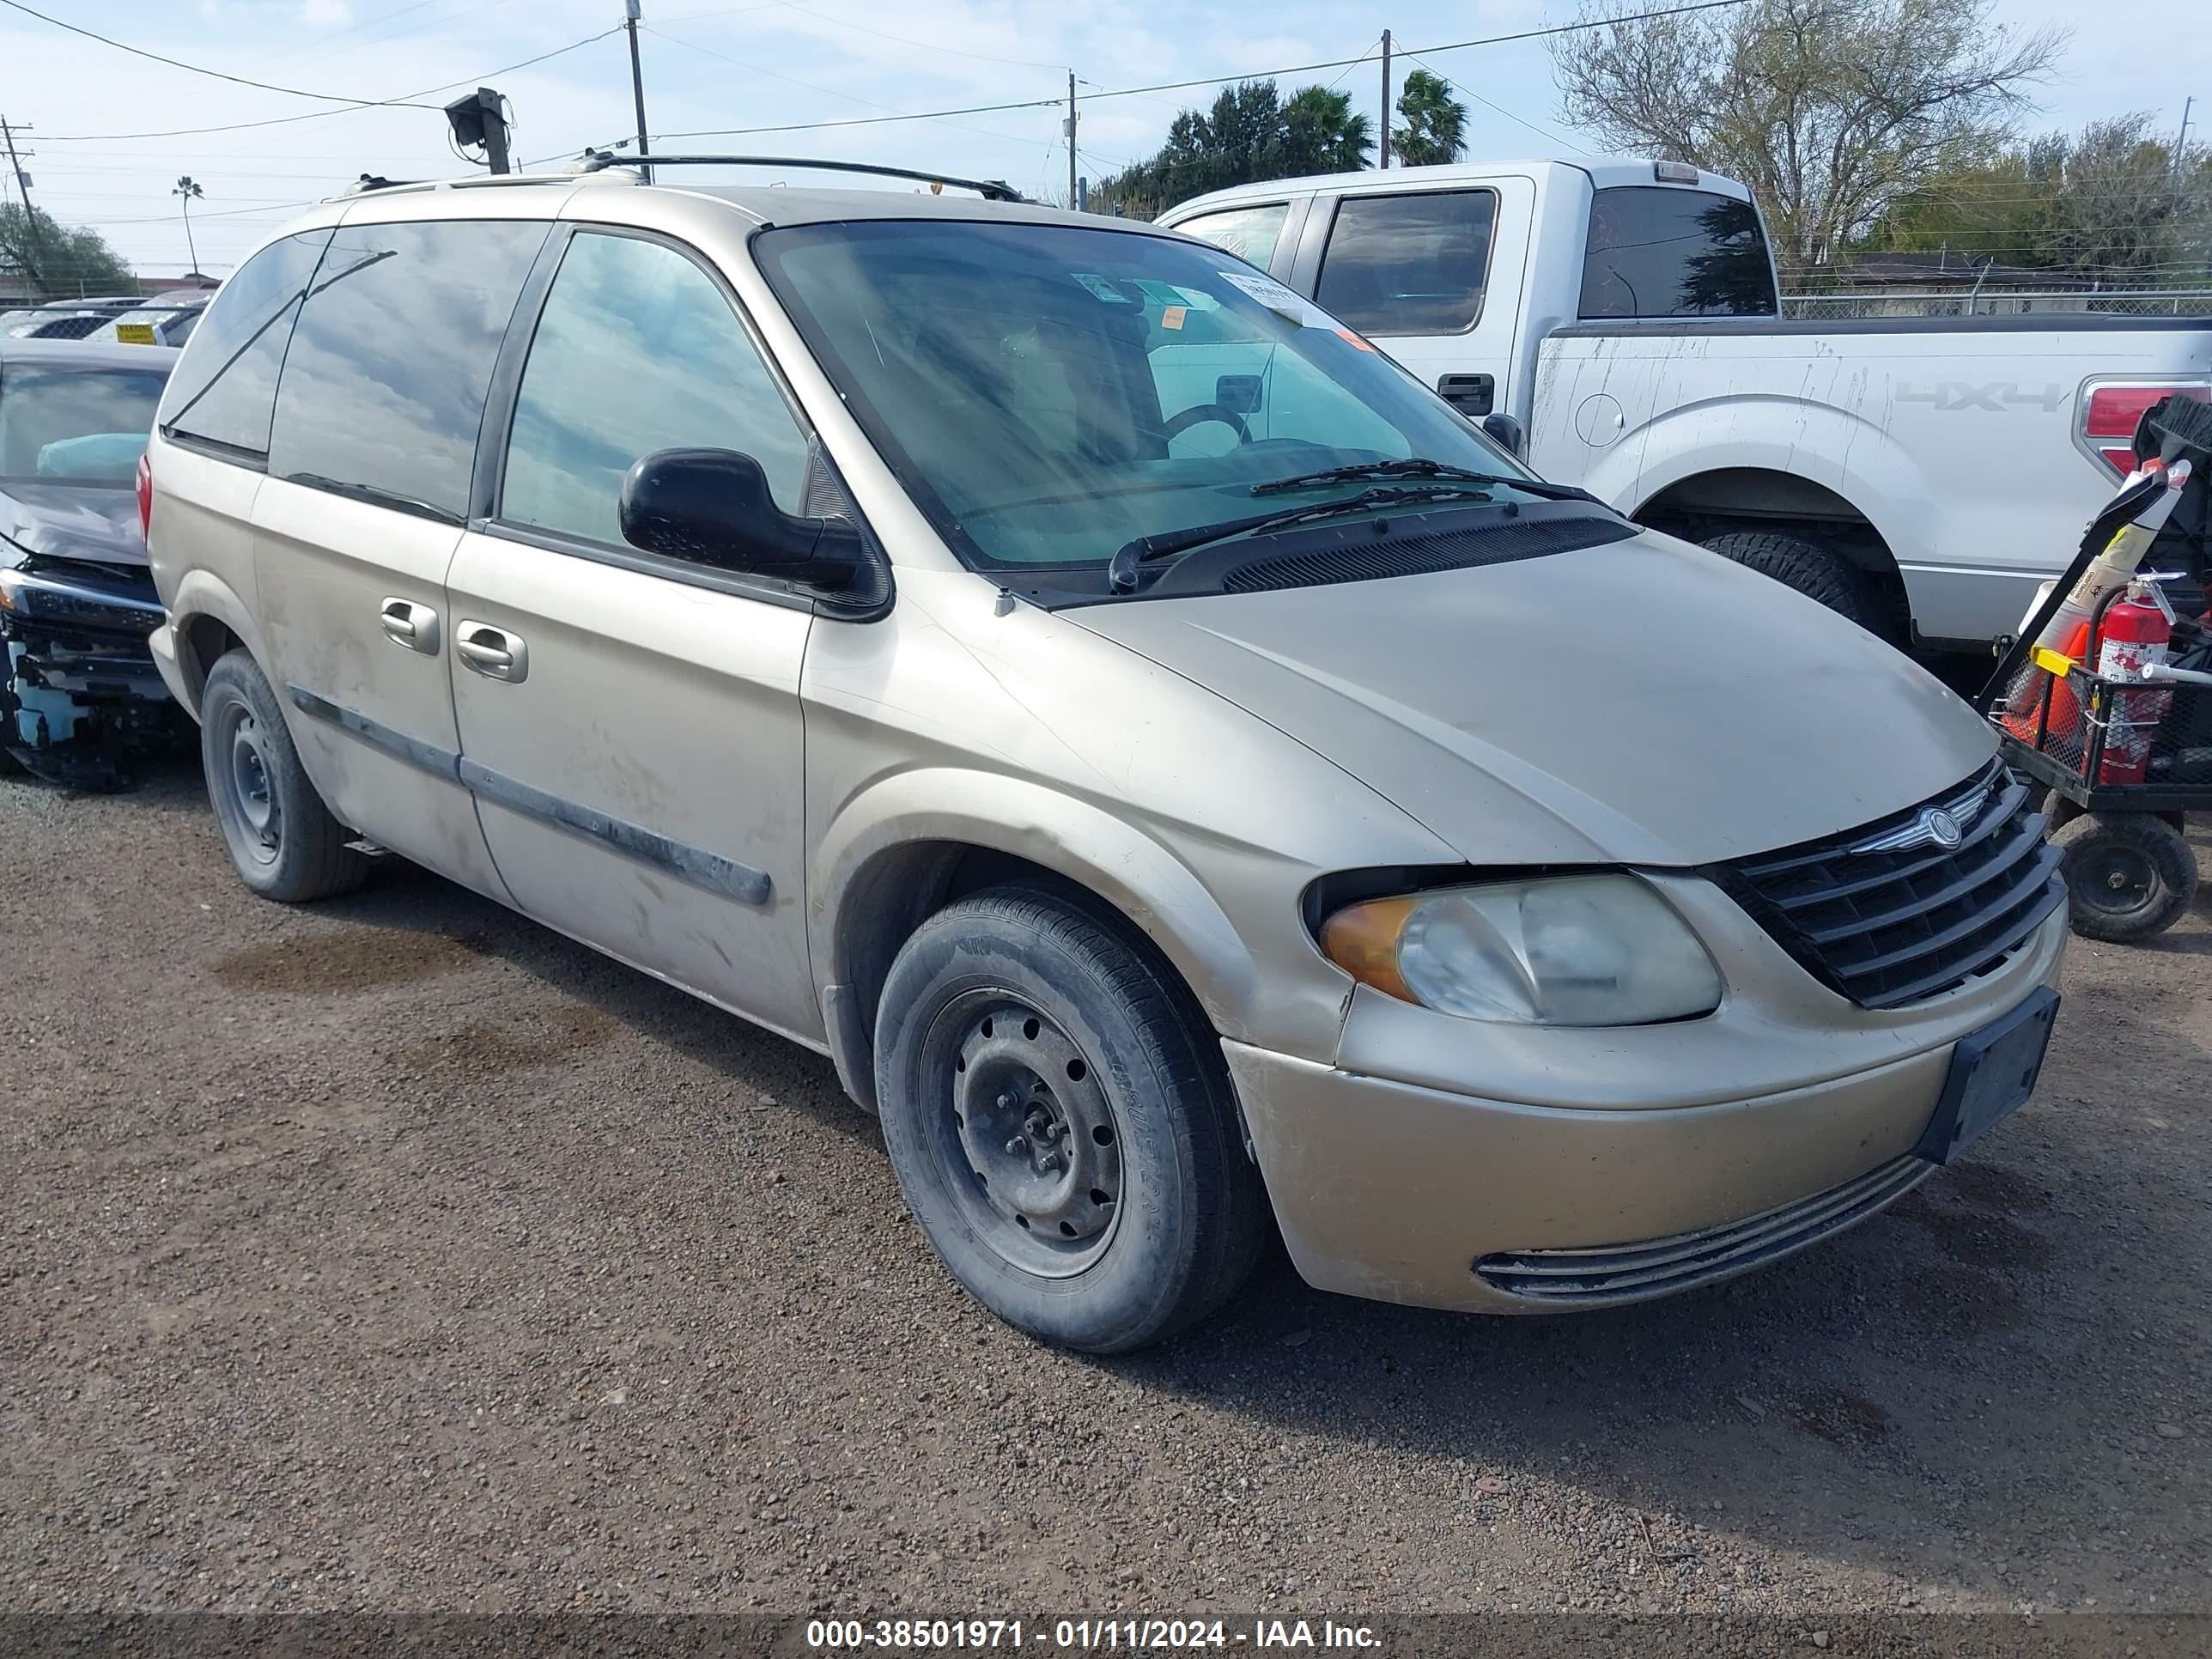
[1225,890,2069,1316]
[1,564,185,786]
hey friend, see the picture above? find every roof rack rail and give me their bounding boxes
[575,151,1024,204]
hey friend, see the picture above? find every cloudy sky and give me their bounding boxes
[0,0,2196,282]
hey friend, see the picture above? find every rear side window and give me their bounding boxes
[500,230,811,548]
[269,219,549,520]
[1578,187,1778,319]
[1316,190,1497,336]
[1171,204,1291,270]
[156,230,328,456]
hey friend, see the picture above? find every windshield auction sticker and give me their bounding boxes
[1216,270,1334,328]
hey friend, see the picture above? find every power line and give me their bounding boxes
[0,0,441,109]
[34,28,621,143]
[1397,49,1594,157]
[620,0,1753,147]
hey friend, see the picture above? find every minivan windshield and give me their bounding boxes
[755,220,1548,574]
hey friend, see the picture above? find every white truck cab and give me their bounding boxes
[1160,159,2212,647]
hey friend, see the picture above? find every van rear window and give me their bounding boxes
[268,219,547,520]
[1577,187,1778,319]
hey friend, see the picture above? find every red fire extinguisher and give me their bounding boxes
[2094,583,2174,785]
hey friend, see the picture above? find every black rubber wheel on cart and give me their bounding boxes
[1700,531,1887,635]
[2051,811,2197,943]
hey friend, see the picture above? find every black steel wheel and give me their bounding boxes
[873,884,1268,1352]
[200,651,369,902]
[2051,811,2197,943]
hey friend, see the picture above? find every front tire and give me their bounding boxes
[1702,530,1886,635]
[873,885,1267,1353]
[200,651,370,902]
[2051,811,2197,943]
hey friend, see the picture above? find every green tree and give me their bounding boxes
[1283,86,1373,175]
[1866,113,2211,283]
[1392,70,1468,167]
[1093,78,1372,219]
[1551,0,2066,276]
[0,204,137,300]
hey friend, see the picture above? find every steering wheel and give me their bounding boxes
[1162,403,1251,446]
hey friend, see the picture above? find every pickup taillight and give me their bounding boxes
[136,450,153,542]
[2081,382,2210,476]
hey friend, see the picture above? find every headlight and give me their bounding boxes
[1319,873,1722,1026]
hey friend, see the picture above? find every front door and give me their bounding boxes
[445,227,821,1042]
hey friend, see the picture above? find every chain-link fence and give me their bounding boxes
[1784,288,2212,319]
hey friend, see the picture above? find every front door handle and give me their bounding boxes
[455,620,528,684]
[379,597,440,654]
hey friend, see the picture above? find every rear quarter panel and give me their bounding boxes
[1529,321,2212,641]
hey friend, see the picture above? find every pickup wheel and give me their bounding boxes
[200,650,371,902]
[1701,531,1884,634]
[872,884,1267,1353]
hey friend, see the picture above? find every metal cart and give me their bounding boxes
[1979,584,2210,942]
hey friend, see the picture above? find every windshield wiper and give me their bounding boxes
[1106,484,1501,592]
[1252,458,1601,503]
[1252,459,1508,495]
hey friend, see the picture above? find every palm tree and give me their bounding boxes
[1393,70,1468,167]
[173,176,204,276]
[1283,86,1374,173]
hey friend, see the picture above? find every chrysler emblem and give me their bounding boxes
[1848,784,1991,855]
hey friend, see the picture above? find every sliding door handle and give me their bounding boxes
[455,621,528,683]
[379,597,440,654]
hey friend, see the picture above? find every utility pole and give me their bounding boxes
[1378,30,1392,169]
[1,116,45,296]
[625,0,653,184]
[1066,72,1079,210]
[2179,96,2196,166]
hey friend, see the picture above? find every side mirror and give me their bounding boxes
[1481,412,1527,459]
[618,447,862,590]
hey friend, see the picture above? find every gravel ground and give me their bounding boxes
[2,757,2206,1621]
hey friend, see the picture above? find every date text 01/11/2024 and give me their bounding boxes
[805,1620,1384,1650]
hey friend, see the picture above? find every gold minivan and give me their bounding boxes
[144,161,2067,1352]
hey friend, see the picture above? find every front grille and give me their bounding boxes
[1717,759,2064,1010]
[1475,1156,1930,1304]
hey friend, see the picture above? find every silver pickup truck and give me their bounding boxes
[1159,159,2212,647]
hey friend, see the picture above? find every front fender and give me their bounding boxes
[812,766,1267,1038]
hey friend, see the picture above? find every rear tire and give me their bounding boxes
[1702,530,1885,634]
[873,884,1267,1353]
[2051,811,2197,943]
[199,650,370,902]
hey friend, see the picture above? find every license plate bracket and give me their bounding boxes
[1914,986,2060,1166]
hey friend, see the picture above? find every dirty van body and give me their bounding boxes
[144,165,2066,1351]
[0,340,185,789]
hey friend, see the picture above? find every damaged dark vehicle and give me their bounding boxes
[0,339,185,788]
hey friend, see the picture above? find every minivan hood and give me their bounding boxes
[1069,533,1997,867]
[0,484,146,571]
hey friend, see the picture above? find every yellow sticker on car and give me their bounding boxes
[115,323,157,345]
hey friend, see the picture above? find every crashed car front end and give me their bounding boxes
[0,554,183,787]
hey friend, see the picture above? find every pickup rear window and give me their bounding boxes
[1578,187,1778,319]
